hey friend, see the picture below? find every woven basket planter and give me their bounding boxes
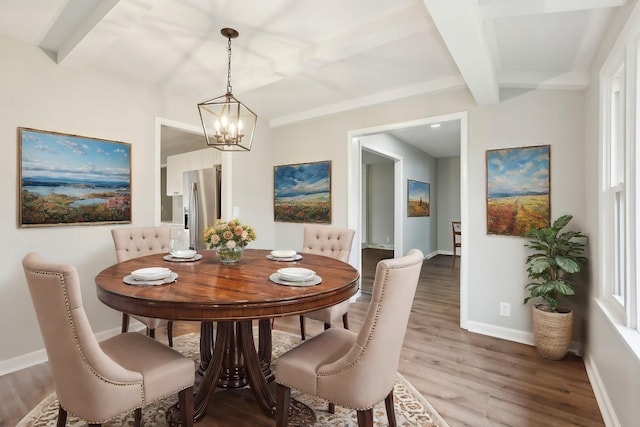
[532,304,573,360]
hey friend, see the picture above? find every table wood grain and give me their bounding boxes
[96,249,359,321]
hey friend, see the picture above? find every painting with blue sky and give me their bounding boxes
[407,179,430,217]
[19,128,131,227]
[273,160,331,223]
[486,145,550,236]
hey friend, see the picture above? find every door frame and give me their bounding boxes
[347,111,469,329]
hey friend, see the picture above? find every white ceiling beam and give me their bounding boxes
[53,0,154,65]
[422,0,499,105]
[479,0,628,19]
[270,75,466,127]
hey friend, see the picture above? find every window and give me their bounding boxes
[600,11,640,332]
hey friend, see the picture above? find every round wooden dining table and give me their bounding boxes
[95,248,359,423]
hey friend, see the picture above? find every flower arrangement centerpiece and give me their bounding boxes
[203,218,257,264]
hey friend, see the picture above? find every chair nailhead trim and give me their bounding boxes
[28,268,145,423]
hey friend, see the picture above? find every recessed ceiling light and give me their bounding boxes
[430,123,441,128]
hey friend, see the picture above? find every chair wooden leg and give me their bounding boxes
[57,405,67,427]
[385,391,397,427]
[324,322,330,331]
[167,321,174,347]
[328,402,336,413]
[276,383,291,427]
[133,408,142,427]
[342,312,349,330]
[299,315,306,340]
[356,408,374,427]
[148,328,156,339]
[179,386,194,427]
[121,313,130,333]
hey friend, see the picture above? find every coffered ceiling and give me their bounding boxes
[0,0,627,156]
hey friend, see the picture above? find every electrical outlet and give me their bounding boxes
[499,302,511,317]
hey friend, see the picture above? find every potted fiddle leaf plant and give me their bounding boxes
[524,214,588,360]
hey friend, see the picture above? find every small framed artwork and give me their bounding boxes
[274,160,331,223]
[18,127,132,227]
[486,145,550,236]
[407,179,430,217]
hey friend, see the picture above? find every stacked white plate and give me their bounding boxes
[170,249,197,259]
[131,267,172,281]
[277,267,315,282]
[271,250,297,259]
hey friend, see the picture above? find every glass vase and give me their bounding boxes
[216,246,244,264]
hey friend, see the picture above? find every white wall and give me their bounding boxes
[466,89,586,341]
[436,156,461,252]
[0,36,174,362]
[366,163,394,247]
[0,35,275,369]
[359,133,437,256]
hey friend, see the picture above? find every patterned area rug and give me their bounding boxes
[17,330,449,427]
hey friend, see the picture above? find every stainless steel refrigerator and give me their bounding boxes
[183,168,220,250]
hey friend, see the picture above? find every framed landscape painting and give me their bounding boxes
[486,145,550,236]
[407,179,430,217]
[18,127,132,227]
[274,160,331,223]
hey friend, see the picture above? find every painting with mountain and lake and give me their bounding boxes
[486,145,550,236]
[274,160,331,223]
[18,128,131,227]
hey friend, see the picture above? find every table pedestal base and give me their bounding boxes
[189,320,277,422]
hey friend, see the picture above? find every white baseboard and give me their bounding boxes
[584,353,620,427]
[363,243,395,250]
[466,320,535,346]
[424,250,439,260]
[0,323,145,376]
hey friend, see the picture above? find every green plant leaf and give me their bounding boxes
[528,258,552,274]
[553,214,572,230]
[556,256,581,274]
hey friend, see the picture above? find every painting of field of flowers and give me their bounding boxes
[486,145,550,236]
[274,160,331,223]
[19,128,131,227]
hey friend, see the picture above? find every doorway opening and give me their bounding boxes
[154,117,231,227]
[347,111,469,328]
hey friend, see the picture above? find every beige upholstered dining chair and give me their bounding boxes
[111,226,174,346]
[22,252,194,427]
[299,224,356,340]
[275,249,424,427]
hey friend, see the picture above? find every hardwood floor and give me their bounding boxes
[360,247,394,293]
[0,255,604,427]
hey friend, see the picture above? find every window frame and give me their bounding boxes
[599,9,640,332]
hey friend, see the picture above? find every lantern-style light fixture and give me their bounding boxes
[198,28,257,151]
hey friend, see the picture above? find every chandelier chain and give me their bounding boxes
[226,36,233,94]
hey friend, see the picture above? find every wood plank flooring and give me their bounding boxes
[0,254,604,427]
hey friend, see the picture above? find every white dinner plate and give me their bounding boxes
[269,273,321,287]
[163,254,203,263]
[124,272,178,286]
[131,267,172,281]
[277,267,315,282]
[170,249,197,259]
[271,250,297,258]
[266,254,302,262]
